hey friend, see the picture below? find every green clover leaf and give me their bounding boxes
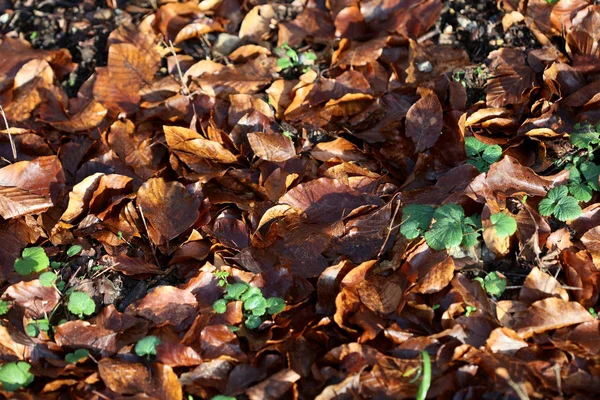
[65,349,89,364]
[213,299,228,314]
[135,336,161,358]
[14,247,49,276]
[0,362,34,391]
[400,204,434,239]
[489,213,517,238]
[67,292,96,318]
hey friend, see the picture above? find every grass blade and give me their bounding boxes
[416,350,432,400]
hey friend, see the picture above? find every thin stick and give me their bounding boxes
[168,40,190,96]
[378,194,402,258]
[0,105,16,160]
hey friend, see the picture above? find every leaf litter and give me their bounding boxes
[0,0,599,398]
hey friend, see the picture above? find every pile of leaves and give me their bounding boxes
[0,0,599,398]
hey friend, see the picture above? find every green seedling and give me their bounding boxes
[489,212,517,238]
[135,335,161,358]
[567,161,600,202]
[0,362,34,391]
[67,292,95,319]
[67,244,82,258]
[464,305,477,317]
[590,308,598,319]
[465,137,502,172]
[65,349,90,364]
[416,351,431,400]
[214,270,229,287]
[39,271,58,287]
[14,247,49,276]
[539,186,582,221]
[275,43,317,73]
[474,271,507,297]
[400,204,517,251]
[25,318,50,337]
[0,300,10,315]
[213,277,285,330]
[212,396,236,400]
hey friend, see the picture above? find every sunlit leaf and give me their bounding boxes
[400,204,434,239]
[14,247,49,276]
[135,336,161,358]
[490,213,517,238]
[0,362,34,392]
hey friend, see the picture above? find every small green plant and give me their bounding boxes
[0,362,34,391]
[135,335,161,358]
[489,212,517,238]
[416,351,431,400]
[465,137,502,172]
[400,204,517,251]
[25,318,50,337]
[590,308,598,319]
[275,43,317,73]
[212,396,236,400]
[39,271,58,287]
[65,349,90,364]
[474,271,507,297]
[14,247,49,276]
[0,300,10,315]
[464,305,477,317]
[567,161,600,202]
[67,292,95,318]
[213,275,285,329]
[570,123,600,150]
[29,31,38,40]
[538,186,582,221]
[214,270,229,287]
[66,244,82,258]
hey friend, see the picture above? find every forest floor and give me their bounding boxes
[0,0,599,399]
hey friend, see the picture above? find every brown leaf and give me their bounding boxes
[54,320,118,355]
[247,132,296,162]
[581,226,600,266]
[405,91,443,153]
[561,249,600,308]
[2,279,60,319]
[0,156,64,197]
[157,342,203,367]
[246,369,300,400]
[98,359,182,399]
[280,178,383,224]
[136,286,198,330]
[511,297,595,338]
[519,267,568,305]
[4,59,55,122]
[0,186,53,219]
[136,178,201,246]
[201,324,246,361]
[113,253,162,276]
[239,4,276,42]
[164,126,238,165]
[485,327,528,355]
[60,173,104,223]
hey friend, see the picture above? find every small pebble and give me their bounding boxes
[417,61,433,73]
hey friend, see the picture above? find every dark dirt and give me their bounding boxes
[439,0,539,63]
[0,0,150,97]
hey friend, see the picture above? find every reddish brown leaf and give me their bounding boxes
[405,91,443,153]
[511,297,595,338]
[247,132,296,162]
[2,279,60,319]
[136,178,201,246]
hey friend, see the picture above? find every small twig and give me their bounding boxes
[553,363,562,394]
[137,205,163,267]
[378,194,402,258]
[0,105,16,160]
[167,40,190,96]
